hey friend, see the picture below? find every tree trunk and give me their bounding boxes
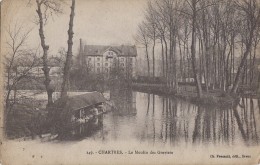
[160,38,165,78]
[169,23,173,89]
[250,41,257,84]
[61,0,75,98]
[257,71,260,94]
[191,1,202,98]
[152,36,156,78]
[36,0,53,106]
[178,35,183,83]
[231,26,255,94]
[145,44,150,77]
[173,33,178,92]
[163,37,168,86]
[204,43,209,92]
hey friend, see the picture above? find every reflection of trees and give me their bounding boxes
[147,94,150,115]
[152,94,155,144]
[82,90,260,146]
[160,97,165,140]
[233,98,259,145]
[141,93,157,145]
[192,106,202,143]
[145,96,260,146]
[140,93,151,142]
[191,98,259,146]
[147,97,181,146]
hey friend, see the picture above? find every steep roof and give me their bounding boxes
[48,91,107,128]
[83,45,137,57]
[51,92,106,113]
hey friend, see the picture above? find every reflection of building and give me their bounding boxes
[77,39,137,79]
[110,88,136,116]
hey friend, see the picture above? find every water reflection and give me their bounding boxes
[153,96,260,146]
[85,89,260,147]
[13,87,259,147]
[109,86,137,116]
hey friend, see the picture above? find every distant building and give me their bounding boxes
[77,39,137,79]
[15,56,63,90]
[17,56,62,78]
[19,66,61,78]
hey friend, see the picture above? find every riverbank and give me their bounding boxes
[131,83,239,107]
[6,99,49,139]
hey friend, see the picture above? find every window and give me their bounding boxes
[105,68,109,72]
[120,63,125,67]
[130,58,133,62]
[97,63,100,67]
[105,63,108,67]
[120,58,125,62]
[88,58,91,61]
[97,68,100,73]
[97,57,100,61]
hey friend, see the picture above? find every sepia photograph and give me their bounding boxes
[0,0,260,164]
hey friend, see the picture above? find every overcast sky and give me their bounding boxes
[2,0,147,56]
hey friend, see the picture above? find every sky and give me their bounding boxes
[1,0,147,56]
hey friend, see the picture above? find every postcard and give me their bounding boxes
[1,0,260,164]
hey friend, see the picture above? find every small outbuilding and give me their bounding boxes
[48,92,108,130]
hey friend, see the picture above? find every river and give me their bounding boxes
[3,88,260,165]
[68,87,260,147]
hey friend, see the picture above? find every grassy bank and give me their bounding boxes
[6,99,50,139]
[131,83,239,107]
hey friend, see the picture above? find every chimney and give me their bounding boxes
[79,38,83,66]
[80,38,83,53]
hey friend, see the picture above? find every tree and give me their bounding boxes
[4,24,36,111]
[231,0,260,94]
[138,0,260,97]
[61,0,75,98]
[4,24,39,133]
[152,1,168,79]
[145,1,158,78]
[183,0,204,97]
[135,21,151,77]
[31,0,63,106]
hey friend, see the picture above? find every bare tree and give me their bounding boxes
[135,21,151,77]
[145,1,159,78]
[152,1,168,79]
[138,0,260,98]
[4,24,38,114]
[30,0,63,106]
[61,0,75,98]
[231,0,260,94]
[181,0,204,97]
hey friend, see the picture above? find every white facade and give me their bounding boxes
[17,66,61,77]
[86,51,136,78]
[78,44,137,79]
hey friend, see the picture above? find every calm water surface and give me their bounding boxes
[72,88,260,147]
